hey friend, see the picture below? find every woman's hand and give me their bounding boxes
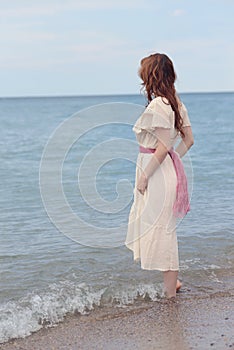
[137,173,148,195]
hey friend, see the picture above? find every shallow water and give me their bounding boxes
[0,93,233,343]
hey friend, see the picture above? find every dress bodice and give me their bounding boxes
[133,96,191,149]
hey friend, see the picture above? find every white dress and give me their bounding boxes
[125,96,191,271]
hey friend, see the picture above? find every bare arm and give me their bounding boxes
[175,126,194,158]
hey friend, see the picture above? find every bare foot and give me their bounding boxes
[176,279,182,292]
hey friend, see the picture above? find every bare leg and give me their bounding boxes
[163,270,178,298]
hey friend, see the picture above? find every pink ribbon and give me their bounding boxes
[139,146,190,218]
[168,148,190,218]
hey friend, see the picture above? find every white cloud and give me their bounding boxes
[0,54,66,69]
[171,9,186,17]
[0,27,141,69]
[0,30,56,43]
[0,1,144,18]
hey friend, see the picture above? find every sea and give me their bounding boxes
[0,92,233,344]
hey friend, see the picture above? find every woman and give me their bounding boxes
[125,53,194,298]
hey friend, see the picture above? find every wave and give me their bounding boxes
[0,280,163,344]
[1,263,232,344]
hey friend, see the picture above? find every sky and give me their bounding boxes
[0,0,233,97]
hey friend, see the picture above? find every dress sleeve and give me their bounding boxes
[133,98,172,150]
[133,98,172,134]
[181,103,191,127]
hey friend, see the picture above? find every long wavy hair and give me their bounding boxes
[139,53,185,137]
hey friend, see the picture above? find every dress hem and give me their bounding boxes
[140,266,179,272]
[133,257,179,272]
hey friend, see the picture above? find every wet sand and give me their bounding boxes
[0,291,233,350]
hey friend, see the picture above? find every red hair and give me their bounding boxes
[139,53,185,137]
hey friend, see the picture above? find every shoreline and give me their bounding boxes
[1,291,233,350]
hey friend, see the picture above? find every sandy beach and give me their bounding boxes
[0,290,233,350]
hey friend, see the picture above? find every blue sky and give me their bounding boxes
[0,0,233,96]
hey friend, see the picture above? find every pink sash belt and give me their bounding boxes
[139,146,190,218]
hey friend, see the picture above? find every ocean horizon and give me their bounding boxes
[1,90,234,99]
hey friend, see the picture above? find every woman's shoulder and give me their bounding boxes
[149,96,170,106]
[148,96,188,112]
[147,96,172,114]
